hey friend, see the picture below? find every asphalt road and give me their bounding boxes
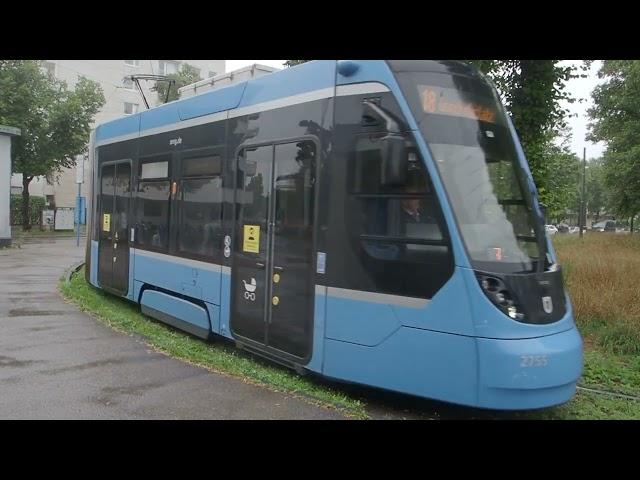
[0,236,344,419]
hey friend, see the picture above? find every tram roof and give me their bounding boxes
[94,60,341,144]
[93,60,479,145]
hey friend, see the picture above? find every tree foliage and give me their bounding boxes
[155,63,203,103]
[0,60,105,229]
[588,60,640,225]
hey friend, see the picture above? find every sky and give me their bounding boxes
[226,60,607,159]
[560,60,606,159]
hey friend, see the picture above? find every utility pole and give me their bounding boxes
[75,154,84,247]
[580,147,586,238]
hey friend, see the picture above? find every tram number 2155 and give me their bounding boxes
[520,355,548,367]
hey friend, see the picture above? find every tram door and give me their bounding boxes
[231,141,317,360]
[97,161,131,295]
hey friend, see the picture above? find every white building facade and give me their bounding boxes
[10,60,225,215]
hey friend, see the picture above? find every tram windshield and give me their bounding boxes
[395,69,546,274]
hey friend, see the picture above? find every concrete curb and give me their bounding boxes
[63,260,86,284]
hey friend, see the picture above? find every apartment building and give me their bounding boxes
[10,60,226,218]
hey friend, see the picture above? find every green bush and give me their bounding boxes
[10,194,46,226]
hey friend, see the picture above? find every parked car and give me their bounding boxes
[591,220,616,232]
[557,223,569,233]
[568,226,580,234]
[545,224,558,236]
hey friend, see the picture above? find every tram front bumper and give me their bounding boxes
[476,326,583,410]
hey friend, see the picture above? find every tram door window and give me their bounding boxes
[231,140,316,359]
[98,161,132,295]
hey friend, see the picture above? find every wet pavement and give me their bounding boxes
[0,237,345,419]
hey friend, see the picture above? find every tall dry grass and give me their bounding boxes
[553,233,640,354]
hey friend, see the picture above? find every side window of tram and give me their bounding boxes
[136,158,171,251]
[347,136,450,298]
[178,154,223,259]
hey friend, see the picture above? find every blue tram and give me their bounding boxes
[85,60,583,409]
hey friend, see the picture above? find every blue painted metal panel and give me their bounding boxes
[95,114,140,142]
[323,327,479,407]
[133,252,221,305]
[326,298,400,346]
[305,288,327,372]
[391,268,474,334]
[325,268,476,343]
[140,289,210,331]
[335,60,398,88]
[237,61,336,108]
[139,102,181,132]
[460,266,577,339]
[476,327,582,409]
[90,240,99,287]
[178,82,246,121]
[205,302,221,335]
[219,269,233,340]
[336,60,471,269]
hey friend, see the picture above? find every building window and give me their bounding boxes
[42,61,56,76]
[122,77,136,90]
[158,60,179,76]
[124,102,139,115]
[124,60,141,67]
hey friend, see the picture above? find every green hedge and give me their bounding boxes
[10,194,46,226]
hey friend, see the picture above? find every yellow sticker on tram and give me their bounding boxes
[102,213,111,232]
[243,225,260,253]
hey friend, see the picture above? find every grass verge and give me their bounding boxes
[59,267,367,419]
[522,349,640,419]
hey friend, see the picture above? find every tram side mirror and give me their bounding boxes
[380,133,408,186]
[362,101,408,187]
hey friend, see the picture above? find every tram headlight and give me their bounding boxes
[476,273,524,321]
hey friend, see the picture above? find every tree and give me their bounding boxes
[584,158,608,224]
[588,60,640,232]
[0,60,105,230]
[541,143,582,222]
[155,63,202,103]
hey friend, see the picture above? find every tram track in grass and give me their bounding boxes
[60,265,640,420]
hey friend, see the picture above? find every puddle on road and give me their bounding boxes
[40,358,130,376]
[28,325,58,332]
[8,308,68,317]
[0,355,41,368]
[8,296,59,303]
